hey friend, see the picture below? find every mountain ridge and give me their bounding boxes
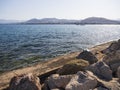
[0,17,120,24]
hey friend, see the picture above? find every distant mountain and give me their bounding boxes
[1,17,120,24]
[0,19,22,24]
[24,17,120,24]
[80,17,120,24]
[25,18,80,24]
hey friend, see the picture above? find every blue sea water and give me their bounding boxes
[0,24,120,70]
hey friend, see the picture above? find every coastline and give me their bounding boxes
[0,41,113,90]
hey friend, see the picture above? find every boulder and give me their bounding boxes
[103,50,120,73]
[9,73,41,90]
[86,71,120,90]
[86,61,112,81]
[57,59,89,75]
[77,50,98,64]
[47,74,72,89]
[65,71,97,90]
[102,39,120,73]
[103,41,119,54]
[102,39,120,54]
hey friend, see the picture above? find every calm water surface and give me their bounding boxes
[0,24,120,70]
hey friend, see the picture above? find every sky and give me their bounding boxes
[0,0,120,20]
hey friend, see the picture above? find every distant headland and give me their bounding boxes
[0,17,120,25]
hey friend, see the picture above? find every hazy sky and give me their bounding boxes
[0,0,120,20]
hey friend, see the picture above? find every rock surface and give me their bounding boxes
[57,59,89,75]
[102,39,120,54]
[47,74,72,89]
[102,39,120,73]
[86,61,112,81]
[9,73,41,90]
[103,50,120,73]
[77,50,98,64]
[65,71,97,90]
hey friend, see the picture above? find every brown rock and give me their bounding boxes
[9,73,41,90]
[77,50,98,64]
[57,59,89,75]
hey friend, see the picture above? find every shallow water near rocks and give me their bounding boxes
[0,24,120,71]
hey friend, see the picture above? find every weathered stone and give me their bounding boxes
[65,71,97,90]
[86,61,112,81]
[9,73,41,90]
[57,59,89,75]
[77,50,98,64]
[103,50,120,73]
[102,40,120,54]
[47,74,72,89]
[86,71,120,90]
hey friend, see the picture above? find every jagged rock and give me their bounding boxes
[102,39,120,54]
[77,50,98,64]
[86,71,120,90]
[9,73,41,90]
[103,41,119,54]
[47,74,72,89]
[117,66,120,79]
[94,86,108,90]
[65,71,97,90]
[103,50,120,73]
[57,59,89,75]
[86,61,112,81]
[97,78,120,90]
[102,39,120,73]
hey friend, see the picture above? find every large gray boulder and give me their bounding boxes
[77,50,98,64]
[9,73,41,90]
[86,61,112,81]
[65,71,97,90]
[47,74,72,89]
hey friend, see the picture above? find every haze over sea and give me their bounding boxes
[0,24,120,71]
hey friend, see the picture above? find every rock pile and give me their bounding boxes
[8,39,120,90]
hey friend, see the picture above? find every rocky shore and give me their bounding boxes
[0,39,120,90]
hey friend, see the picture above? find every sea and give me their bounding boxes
[0,24,120,71]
